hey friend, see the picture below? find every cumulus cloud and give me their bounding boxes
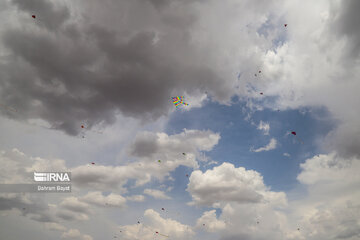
[144,189,171,200]
[128,129,220,158]
[61,229,93,240]
[57,197,91,221]
[71,129,220,191]
[119,209,194,240]
[195,210,226,232]
[80,191,127,208]
[126,195,145,202]
[286,152,360,240]
[251,138,277,152]
[297,153,360,191]
[187,162,286,207]
[0,148,68,184]
[44,222,66,232]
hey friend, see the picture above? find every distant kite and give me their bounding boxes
[172,96,189,108]
[158,160,161,163]
[291,131,304,144]
[260,92,263,95]
[182,153,186,155]
[32,15,36,19]
[284,24,287,27]
[80,124,103,134]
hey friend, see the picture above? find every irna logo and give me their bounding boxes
[34,172,71,182]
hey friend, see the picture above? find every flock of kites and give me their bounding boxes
[0,15,305,238]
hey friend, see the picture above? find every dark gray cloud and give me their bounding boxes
[12,0,70,30]
[0,194,55,222]
[334,0,360,59]
[0,0,225,136]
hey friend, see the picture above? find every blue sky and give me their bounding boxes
[166,99,335,192]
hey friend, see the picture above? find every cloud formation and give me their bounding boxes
[251,138,277,152]
[187,162,286,207]
[257,121,270,135]
[119,209,194,240]
[144,189,171,200]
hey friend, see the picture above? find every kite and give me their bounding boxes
[186,174,189,177]
[91,162,95,165]
[260,92,263,95]
[284,24,288,27]
[259,70,261,73]
[32,15,36,19]
[80,124,103,134]
[255,74,257,77]
[161,208,165,211]
[158,160,161,163]
[172,96,189,108]
[290,131,304,144]
[182,153,186,155]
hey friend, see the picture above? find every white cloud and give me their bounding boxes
[283,153,291,157]
[61,229,93,240]
[80,191,127,208]
[143,189,171,200]
[71,129,220,191]
[44,222,66,232]
[251,138,277,152]
[257,121,270,135]
[195,210,226,232]
[126,195,145,202]
[187,162,287,207]
[286,152,360,240]
[297,153,359,185]
[119,209,194,240]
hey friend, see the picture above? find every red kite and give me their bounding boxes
[291,131,304,144]
[284,24,287,27]
[32,15,36,19]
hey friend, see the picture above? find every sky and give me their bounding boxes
[0,0,360,240]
